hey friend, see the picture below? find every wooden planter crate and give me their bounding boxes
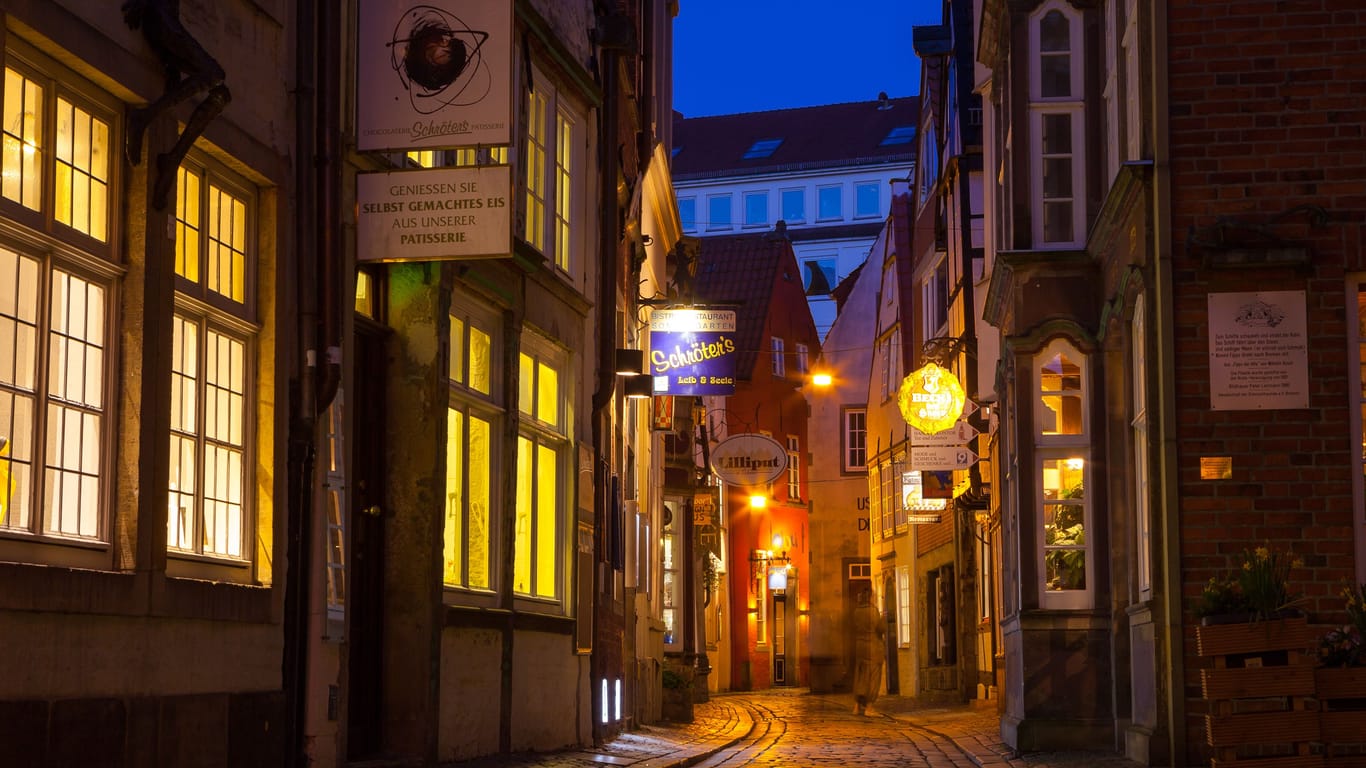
[1198,615,1323,768]
[1316,667,1366,768]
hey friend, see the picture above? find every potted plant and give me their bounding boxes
[1315,582,1366,764]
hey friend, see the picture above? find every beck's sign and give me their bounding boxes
[648,309,737,396]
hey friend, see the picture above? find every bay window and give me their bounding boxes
[1035,338,1091,608]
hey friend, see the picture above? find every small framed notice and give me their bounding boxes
[1207,290,1309,411]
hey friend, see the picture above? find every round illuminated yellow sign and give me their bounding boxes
[897,362,966,435]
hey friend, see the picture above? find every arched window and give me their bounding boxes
[1034,338,1092,609]
[1029,2,1086,247]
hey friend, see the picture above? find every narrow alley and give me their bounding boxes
[444,689,1140,768]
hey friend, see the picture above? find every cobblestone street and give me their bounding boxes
[445,689,1141,768]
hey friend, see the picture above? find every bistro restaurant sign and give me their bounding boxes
[648,309,737,396]
[709,433,788,486]
[897,362,966,435]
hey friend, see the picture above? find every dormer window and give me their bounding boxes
[743,138,783,159]
[880,125,916,146]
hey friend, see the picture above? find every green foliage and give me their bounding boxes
[1318,582,1366,668]
[662,669,685,689]
[1196,545,1303,621]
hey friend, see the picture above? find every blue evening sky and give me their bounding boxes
[672,0,943,118]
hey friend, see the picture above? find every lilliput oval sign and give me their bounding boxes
[709,433,788,486]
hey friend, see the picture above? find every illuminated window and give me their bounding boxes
[168,159,255,561]
[445,297,500,592]
[3,62,111,242]
[0,47,118,565]
[786,435,800,500]
[662,511,677,645]
[896,567,911,646]
[0,248,109,541]
[523,69,580,275]
[514,331,569,601]
[1035,338,1091,608]
[842,408,867,473]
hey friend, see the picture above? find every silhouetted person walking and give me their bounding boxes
[852,587,885,716]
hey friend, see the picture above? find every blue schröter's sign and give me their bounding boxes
[648,308,737,396]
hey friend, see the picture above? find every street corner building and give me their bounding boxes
[0,0,681,766]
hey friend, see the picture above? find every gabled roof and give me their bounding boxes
[692,232,814,379]
[671,97,921,181]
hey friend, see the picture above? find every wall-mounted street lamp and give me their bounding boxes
[614,348,645,376]
[623,375,653,399]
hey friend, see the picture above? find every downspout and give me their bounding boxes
[284,0,343,762]
[282,0,318,763]
[1149,1,1186,763]
[591,22,622,745]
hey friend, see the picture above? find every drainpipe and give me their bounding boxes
[283,0,343,763]
[591,21,623,745]
[1149,1,1186,763]
[282,0,318,764]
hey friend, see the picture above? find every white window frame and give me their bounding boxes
[678,196,697,233]
[707,193,732,231]
[1028,2,1086,248]
[842,407,867,473]
[1034,338,1092,609]
[743,190,768,228]
[770,336,785,378]
[868,462,881,542]
[896,566,912,647]
[816,184,842,221]
[780,188,805,224]
[795,343,809,375]
[854,180,881,219]
[786,435,800,500]
[921,257,949,340]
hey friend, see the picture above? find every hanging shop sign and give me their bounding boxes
[693,487,719,526]
[709,433,787,487]
[897,362,966,435]
[356,0,513,151]
[902,470,949,516]
[357,165,511,262]
[648,309,737,396]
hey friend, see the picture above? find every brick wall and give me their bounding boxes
[1167,2,1366,760]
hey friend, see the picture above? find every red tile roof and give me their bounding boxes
[671,97,921,181]
[692,232,818,380]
